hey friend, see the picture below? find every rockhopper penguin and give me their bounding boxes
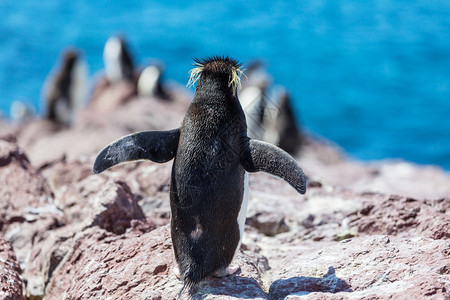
[93,56,306,295]
[44,49,86,126]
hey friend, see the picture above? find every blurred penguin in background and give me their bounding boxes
[88,36,137,110]
[240,60,272,140]
[240,60,265,90]
[264,86,304,155]
[241,61,304,154]
[44,49,87,126]
[103,35,135,84]
[10,100,35,124]
[137,61,171,100]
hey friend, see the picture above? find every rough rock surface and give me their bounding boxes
[0,83,449,299]
[0,137,63,273]
[267,236,449,299]
[0,238,23,300]
[23,176,147,299]
[43,224,268,300]
[351,195,450,239]
[298,137,450,200]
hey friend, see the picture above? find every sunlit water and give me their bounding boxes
[0,1,449,169]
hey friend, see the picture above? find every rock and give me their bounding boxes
[16,119,129,167]
[266,236,450,299]
[4,217,64,273]
[39,158,94,212]
[15,120,63,163]
[0,138,63,269]
[24,225,74,298]
[269,266,351,299]
[0,139,53,222]
[0,139,147,299]
[298,138,450,200]
[17,95,188,168]
[92,161,173,222]
[1,83,449,300]
[246,212,289,236]
[0,238,23,300]
[24,179,147,299]
[44,225,267,300]
[0,118,14,137]
[194,248,268,300]
[89,79,136,113]
[89,180,145,234]
[40,157,146,230]
[351,195,450,239]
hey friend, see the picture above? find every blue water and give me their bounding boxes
[1,1,449,170]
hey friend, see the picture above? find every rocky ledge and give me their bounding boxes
[0,84,449,299]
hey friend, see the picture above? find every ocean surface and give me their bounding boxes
[1,1,449,170]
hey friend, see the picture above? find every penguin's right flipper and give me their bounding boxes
[240,139,306,194]
[93,128,180,174]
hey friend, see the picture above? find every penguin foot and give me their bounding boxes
[173,265,181,279]
[212,265,240,278]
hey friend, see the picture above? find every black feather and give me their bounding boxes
[192,55,242,69]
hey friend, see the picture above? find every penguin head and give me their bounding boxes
[62,50,79,70]
[188,56,244,96]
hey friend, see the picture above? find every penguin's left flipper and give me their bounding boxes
[241,139,306,194]
[93,128,180,174]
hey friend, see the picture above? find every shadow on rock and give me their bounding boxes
[268,266,352,300]
[189,271,267,299]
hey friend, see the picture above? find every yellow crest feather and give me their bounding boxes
[187,66,203,89]
[187,56,245,95]
[228,67,246,94]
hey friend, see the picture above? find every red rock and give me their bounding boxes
[1,83,449,300]
[267,236,450,299]
[0,138,62,268]
[0,119,15,137]
[17,93,188,168]
[90,180,145,234]
[23,178,149,298]
[269,266,351,298]
[24,225,74,298]
[351,195,450,239]
[298,138,450,200]
[94,161,173,222]
[45,225,267,299]
[246,211,290,236]
[0,143,47,208]
[89,79,136,112]
[0,238,23,300]
[39,157,146,230]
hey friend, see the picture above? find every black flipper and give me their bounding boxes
[240,139,306,194]
[93,128,180,174]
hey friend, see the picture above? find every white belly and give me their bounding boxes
[103,37,122,83]
[233,171,249,259]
